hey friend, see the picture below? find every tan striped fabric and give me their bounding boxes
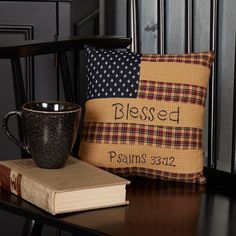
[79,50,215,184]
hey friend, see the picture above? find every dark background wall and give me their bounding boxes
[0,0,236,235]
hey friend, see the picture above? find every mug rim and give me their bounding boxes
[22,101,81,114]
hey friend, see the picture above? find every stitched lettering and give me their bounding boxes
[112,103,180,124]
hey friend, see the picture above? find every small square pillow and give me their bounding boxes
[79,46,214,184]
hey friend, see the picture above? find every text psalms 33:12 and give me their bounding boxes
[108,151,176,167]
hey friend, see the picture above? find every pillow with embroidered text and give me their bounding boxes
[79,46,214,184]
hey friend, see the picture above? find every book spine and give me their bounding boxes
[0,164,55,214]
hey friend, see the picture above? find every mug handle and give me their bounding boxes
[2,110,30,154]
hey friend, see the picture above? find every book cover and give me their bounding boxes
[0,156,130,215]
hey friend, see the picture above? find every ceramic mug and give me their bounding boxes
[3,101,81,169]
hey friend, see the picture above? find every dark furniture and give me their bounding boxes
[0,176,236,236]
[0,36,131,104]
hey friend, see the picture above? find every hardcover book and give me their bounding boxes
[0,156,130,215]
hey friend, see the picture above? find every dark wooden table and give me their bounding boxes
[0,176,236,236]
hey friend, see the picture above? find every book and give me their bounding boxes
[0,156,130,215]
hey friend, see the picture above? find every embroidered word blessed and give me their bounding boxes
[112,102,180,124]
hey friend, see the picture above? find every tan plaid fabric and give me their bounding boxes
[82,122,202,149]
[138,80,207,106]
[142,51,215,68]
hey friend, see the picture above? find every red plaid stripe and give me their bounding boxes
[82,122,202,149]
[142,51,215,68]
[101,167,206,184]
[138,80,207,106]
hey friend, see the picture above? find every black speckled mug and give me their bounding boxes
[3,101,81,169]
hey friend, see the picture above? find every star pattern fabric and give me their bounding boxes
[85,46,141,100]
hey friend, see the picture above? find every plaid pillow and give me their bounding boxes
[79,46,215,184]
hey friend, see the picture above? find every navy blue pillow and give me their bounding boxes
[86,46,141,100]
